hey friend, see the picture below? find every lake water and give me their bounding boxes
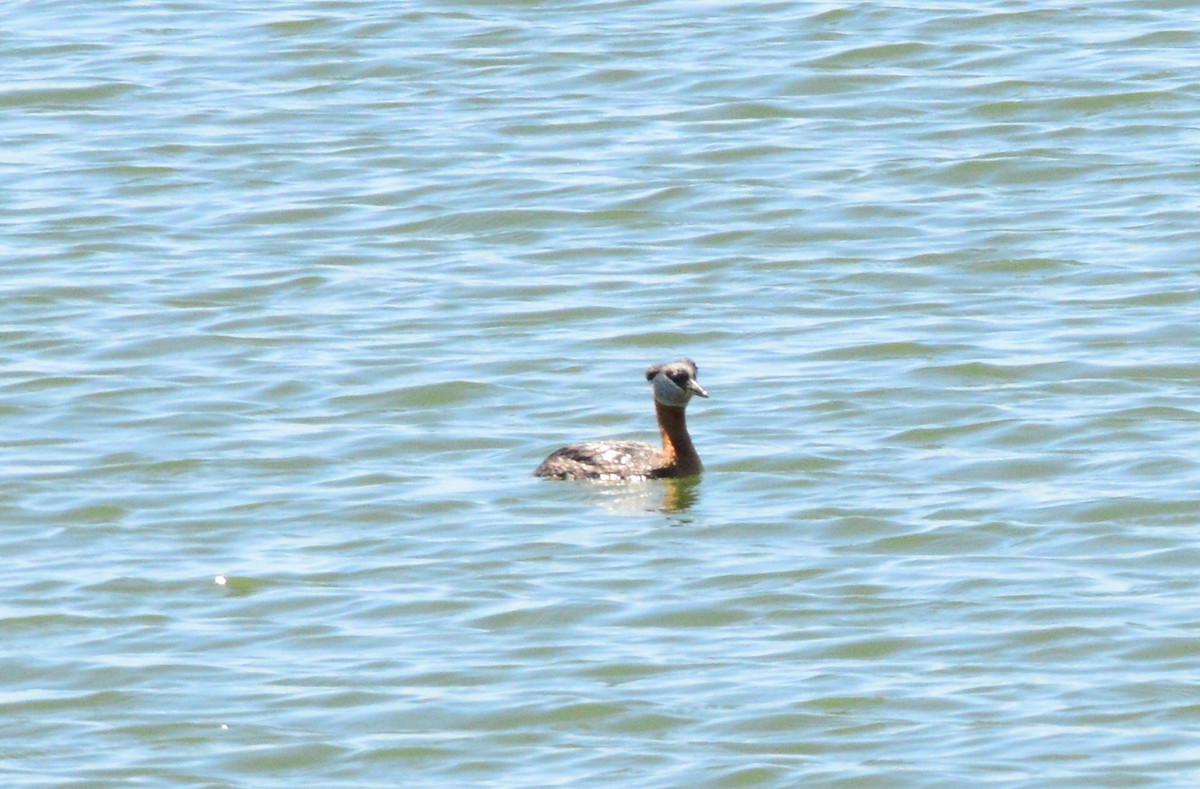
[4,1,1200,786]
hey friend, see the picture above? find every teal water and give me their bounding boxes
[4,2,1200,786]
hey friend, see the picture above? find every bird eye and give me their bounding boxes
[667,371,689,387]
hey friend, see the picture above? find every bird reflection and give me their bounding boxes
[588,476,701,517]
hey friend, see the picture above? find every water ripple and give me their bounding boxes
[4,0,1200,786]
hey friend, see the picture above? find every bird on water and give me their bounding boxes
[534,358,709,481]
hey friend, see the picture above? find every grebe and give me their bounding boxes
[534,358,709,481]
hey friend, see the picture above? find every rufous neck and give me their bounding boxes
[655,401,701,474]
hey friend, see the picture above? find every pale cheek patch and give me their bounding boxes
[652,374,690,406]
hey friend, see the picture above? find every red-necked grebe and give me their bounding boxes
[534,358,709,481]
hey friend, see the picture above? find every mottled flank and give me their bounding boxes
[534,440,665,481]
